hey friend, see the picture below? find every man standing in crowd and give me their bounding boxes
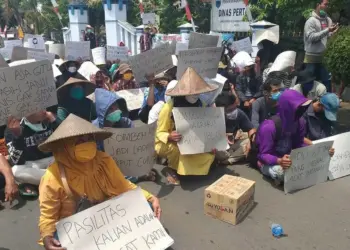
[303,0,339,92]
[139,27,153,53]
[84,25,96,49]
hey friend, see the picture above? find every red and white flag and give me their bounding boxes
[51,0,62,20]
[139,0,144,17]
[180,0,192,21]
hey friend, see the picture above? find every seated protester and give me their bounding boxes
[111,63,139,91]
[215,91,256,165]
[56,60,83,88]
[90,69,112,90]
[56,78,97,123]
[292,70,326,100]
[0,154,18,205]
[251,78,281,128]
[5,111,59,196]
[155,67,218,185]
[304,93,340,141]
[256,90,316,185]
[37,114,161,249]
[236,59,263,116]
[139,72,171,124]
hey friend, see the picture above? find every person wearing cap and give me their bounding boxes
[303,93,340,141]
[111,63,138,91]
[139,72,172,124]
[255,89,334,185]
[84,24,96,49]
[292,69,327,100]
[155,67,218,185]
[38,114,161,249]
[56,78,97,123]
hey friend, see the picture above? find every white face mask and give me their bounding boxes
[68,67,77,73]
[185,95,199,104]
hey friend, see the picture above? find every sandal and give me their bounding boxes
[165,170,180,186]
[18,184,38,197]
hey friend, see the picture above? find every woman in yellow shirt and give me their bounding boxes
[38,114,161,250]
[155,67,218,185]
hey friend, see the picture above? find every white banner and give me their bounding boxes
[0,60,57,125]
[230,37,253,54]
[65,41,90,61]
[4,40,22,49]
[106,45,129,62]
[116,88,146,110]
[27,51,55,64]
[177,47,222,79]
[27,37,46,50]
[78,61,99,81]
[284,141,334,194]
[188,32,219,49]
[142,13,156,25]
[104,123,156,176]
[172,107,227,155]
[56,188,174,250]
[92,47,106,65]
[269,51,296,74]
[211,0,250,32]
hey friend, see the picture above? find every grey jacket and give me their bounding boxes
[304,11,332,56]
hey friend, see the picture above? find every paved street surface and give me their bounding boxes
[1,163,350,250]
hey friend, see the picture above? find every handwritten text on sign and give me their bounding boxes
[116,88,146,111]
[56,188,174,250]
[65,41,91,61]
[314,132,350,180]
[188,32,219,49]
[104,123,156,177]
[284,141,334,194]
[0,60,57,125]
[177,47,222,79]
[106,46,129,62]
[172,107,227,155]
[128,43,174,83]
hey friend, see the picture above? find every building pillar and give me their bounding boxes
[68,4,88,42]
[103,0,127,46]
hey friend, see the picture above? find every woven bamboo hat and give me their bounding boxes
[39,114,112,152]
[57,77,96,99]
[166,67,218,96]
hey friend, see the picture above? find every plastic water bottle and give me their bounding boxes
[270,223,284,238]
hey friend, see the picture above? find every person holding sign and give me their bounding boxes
[111,63,138,91]
[155,67,218,185]
[38,114,161,249]
[56,78,97,123]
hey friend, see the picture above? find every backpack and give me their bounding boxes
[247,115,282,168]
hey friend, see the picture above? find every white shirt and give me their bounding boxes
[148,101,165,124]
[292,80,327,100]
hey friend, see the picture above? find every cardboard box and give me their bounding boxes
[204,175,255,225]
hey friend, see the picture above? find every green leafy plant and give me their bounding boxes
[323,27,350,85]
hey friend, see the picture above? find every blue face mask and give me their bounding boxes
[271,91,281,101]
[23,118,46,132]
[70,86,84,100]
[106,110,122,123]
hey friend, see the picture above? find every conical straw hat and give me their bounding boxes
[57,77,96,99]
[166,67,218,96]
[39,114,112,152]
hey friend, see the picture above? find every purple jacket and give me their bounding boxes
[256,90,310,166]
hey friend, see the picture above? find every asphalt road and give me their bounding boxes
[1,162,350,250]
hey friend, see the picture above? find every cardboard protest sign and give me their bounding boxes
[27,51,55,64]
[188,32,219,49]
[128,43,173,83]
[4,40,22,48]
[106,45,129,62]
[209,31,223,47]
[116,88,146,110]
[65,41,90,61]
[11,47,45,61]
[175,42,188,55]
[269,51,296,74]
[0,60,57,125]
[284,141,334,194]
[230,37,253,54]
[200,74,227,105]
[0,48,12,60]
[48,44,65,59]
[9,59,36,67]
[142,13,156,25]
[104,123,156,176]
[172,107,227,155]
[56,187,174,250]
[314,132,350,180]
[177,47,222,79]
[78,61,99,81]
[27,37,46,50]
[91,47,106,65]
[0,55,8,68]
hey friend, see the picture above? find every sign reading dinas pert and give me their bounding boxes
[211,0,250,32]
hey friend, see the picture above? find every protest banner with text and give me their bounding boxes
[78,61,100,81]
[65,41,91,61]
[128,43,174,83]
[92,47,106,65]
[314,132,350,180]
[106,45,129,62]
[27,37,46,50]
[0,60,57,125]
[56,188,174,250]
[27,51,55,64]
[116,88,146,110]
[284,141,334,194]
[11,47,45,61]
[177,47,222,79]
[172,107,227,155]
[188,32,219,49]
[230,37,253,54]
[4,40,22,49]
[104,123,156,177]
